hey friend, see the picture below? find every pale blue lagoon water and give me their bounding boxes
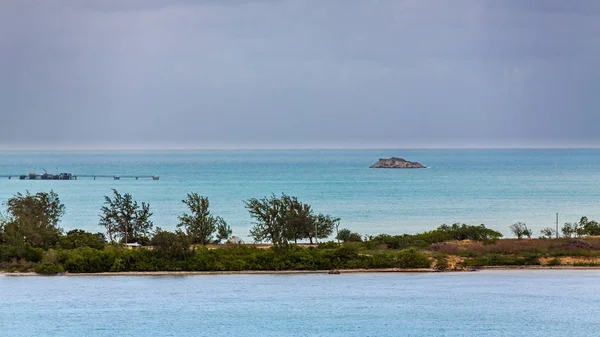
[1,149,600,238]
[1,270,599,336]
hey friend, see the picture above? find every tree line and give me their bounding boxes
[510,217,600,240]
[0,190,343,252]
[2,190,599,254]
[97,189,235,246]
[3,190,600,274]
[0,190,434,274]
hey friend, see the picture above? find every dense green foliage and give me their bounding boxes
[35,262,65,275]
[246,194,337,245]
[150,228,191,259]
[0,243,44,263]
[462,253,541,267]
[57,229,106,250]
[363,224,503,250]
[18,244,430,273]
[2,190,64,249]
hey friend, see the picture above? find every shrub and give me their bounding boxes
[110,258,125,272]
[394,248,431,268]
[463,253,540,267]
[318,241,339,249]
[573,262,600,267]
[435,256,449,271]
[58,230,106,250]
[35,262,64,275]
[337,229,362,243]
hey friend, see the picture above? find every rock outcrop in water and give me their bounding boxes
[369,157,426,169]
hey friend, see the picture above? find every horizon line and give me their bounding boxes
[1,145,600,151]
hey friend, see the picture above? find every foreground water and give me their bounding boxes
[1,270,599,336]
[1,149,600,237]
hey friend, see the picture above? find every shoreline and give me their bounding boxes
[478,265,600,270]
[1,268,437,276]
[4,266,600,276]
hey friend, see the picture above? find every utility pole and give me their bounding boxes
[556,213,559,239]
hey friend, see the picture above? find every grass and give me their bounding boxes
[423,238,600,256]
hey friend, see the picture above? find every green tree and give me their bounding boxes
[540,227,556,239]
[246,194,339,245]
[336,228,352,242]
[178,193,226,245]
[510,222,532,239]
[216,220,232,243]
[246,194,289,246]
[336,228,362,242]
[282,195,313,243]
[583,218,600,236]
[3,190,65,249]
[99,189,153,244]
[311,214,338,244]
[576,216,588,237]
[561,223,577,238]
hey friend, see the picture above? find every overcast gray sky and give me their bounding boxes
[0,0,599,149]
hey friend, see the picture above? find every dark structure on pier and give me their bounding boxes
[0,170,159,181]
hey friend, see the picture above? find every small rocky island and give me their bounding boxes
[369,157,426,169]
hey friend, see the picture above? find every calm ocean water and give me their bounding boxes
[1,270,599,336]
[1,149,600,238]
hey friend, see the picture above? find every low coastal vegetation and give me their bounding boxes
[2,190,600,275]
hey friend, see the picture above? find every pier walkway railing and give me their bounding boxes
[76,175,159,180]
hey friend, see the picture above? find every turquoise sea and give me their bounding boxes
[1,270,600,336]
[1,149,600,238]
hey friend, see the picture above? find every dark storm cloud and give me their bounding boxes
[0,0,598,149]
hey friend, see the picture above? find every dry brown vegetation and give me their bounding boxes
[429,238,600,256]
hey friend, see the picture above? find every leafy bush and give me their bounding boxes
[336,229,362,243]
[573,262,600,267]
[435,256,449,271]
[394,248,431,268]
[463,253,540,267]
[0,244,44,263]
[58,230,106,250]
[35,262,64,275]
[368,224,503,251]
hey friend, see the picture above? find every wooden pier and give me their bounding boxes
[77,175,159,180]
[0,172,159,180]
